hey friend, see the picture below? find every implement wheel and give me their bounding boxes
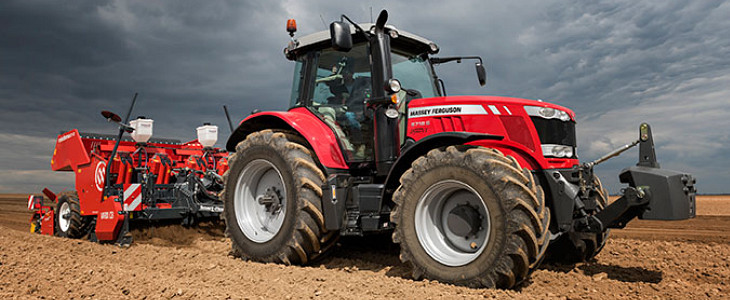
[55,192,89,238]
[391,146,550,288]
[222,130,336,264]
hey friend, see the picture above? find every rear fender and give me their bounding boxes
[226,107,348,170]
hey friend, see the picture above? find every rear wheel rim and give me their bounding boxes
[234,159,287,243]
[58,201,71,233]
[415,180,491,267]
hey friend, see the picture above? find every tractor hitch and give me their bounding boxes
[573,123,696,233]
[578,186,650,232]
[544,123,697,235]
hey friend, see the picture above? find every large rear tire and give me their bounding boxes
[222,130,336,264]
[55,192,89,238]
[391,146,550,288]
[546,175,610,263]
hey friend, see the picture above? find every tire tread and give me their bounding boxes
[390,146,550,288]
[223,130,337,265]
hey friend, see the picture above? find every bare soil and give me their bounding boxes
[1,194,728,299]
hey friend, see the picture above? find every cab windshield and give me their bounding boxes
[391,51,440,98]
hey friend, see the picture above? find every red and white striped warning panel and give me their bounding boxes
[123,184,142,211]
[28,195,34,210]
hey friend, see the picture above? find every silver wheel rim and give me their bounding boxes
[415,180,491,267]
[58,201,71,233]
[234,159,287,243]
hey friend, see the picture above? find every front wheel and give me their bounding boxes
[391,146,550,288]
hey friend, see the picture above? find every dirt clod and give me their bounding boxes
[592,273,607,281]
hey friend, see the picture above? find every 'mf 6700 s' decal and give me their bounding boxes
[408,105,488,118]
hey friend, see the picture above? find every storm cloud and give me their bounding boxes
[1,0,728,194]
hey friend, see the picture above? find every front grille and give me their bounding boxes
[530,117,576,147]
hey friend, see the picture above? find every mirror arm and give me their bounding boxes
[431,56,486,88]
[340,15,371,41]
[430,56,483,65]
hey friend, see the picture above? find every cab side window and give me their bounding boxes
[309,44,374,161]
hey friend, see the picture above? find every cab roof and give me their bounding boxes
[285,23,438,60]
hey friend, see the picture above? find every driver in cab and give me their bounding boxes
[327,58,370,109]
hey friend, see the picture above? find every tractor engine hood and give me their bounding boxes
[405,95,579,170]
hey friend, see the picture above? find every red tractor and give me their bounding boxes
[221,11,696,288]
[29,96,228,245]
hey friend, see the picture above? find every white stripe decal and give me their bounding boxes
[123,184,137,202]
[503,106,512,115]
[488,105,501,115]
[123,184,142,211]
[408,105,487,118]
[129,193,142,211]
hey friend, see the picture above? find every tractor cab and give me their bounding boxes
[283,13,472,174]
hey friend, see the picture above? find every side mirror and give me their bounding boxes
[330,21,352,52]
[475,62,487,86]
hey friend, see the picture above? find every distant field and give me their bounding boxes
[692,195,730,215]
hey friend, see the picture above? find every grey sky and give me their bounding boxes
[1,0,728,194]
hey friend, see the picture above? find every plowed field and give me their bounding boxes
[0,194,728,299]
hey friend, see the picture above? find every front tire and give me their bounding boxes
[391,146,550,288]
[222,130,336,264]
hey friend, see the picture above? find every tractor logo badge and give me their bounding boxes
[95,161,106,192]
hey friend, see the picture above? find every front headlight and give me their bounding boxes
[541,144,574,158]
[525,106,571,121]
